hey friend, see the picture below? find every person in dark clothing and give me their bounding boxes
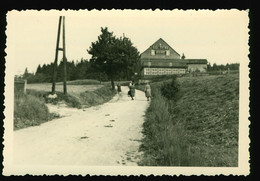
[128,81,135,100]
[117,83,122,94]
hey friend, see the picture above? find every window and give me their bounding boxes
[147,62,151,66]
[166,50,170,56]
[169,62,172,67]
[151,50,155,56]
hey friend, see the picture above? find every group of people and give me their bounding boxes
[116,81,151,101]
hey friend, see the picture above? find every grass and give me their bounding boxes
[27,83,103,98]
[56,79,101,85]
[79,85,116,107]
[14,81,117,130]
[14,92,59,130]
[139,73,239,167]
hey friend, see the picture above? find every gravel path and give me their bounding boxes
[13,86,150,166]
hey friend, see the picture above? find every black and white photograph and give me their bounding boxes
[3,9,250,176]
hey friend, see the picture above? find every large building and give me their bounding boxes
[140,38,207,77]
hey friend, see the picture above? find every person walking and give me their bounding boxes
[127,81,132,97]
[144,82,151,101]
[129,81,135,100]
[117,83,122,94]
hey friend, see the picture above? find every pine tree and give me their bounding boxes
[23,67,29,78]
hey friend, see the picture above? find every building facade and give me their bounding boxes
[140,38,207,77]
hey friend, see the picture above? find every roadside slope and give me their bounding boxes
[140,74,239,166]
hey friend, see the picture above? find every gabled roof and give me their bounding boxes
[141,38,180,56]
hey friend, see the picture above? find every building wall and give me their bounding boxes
[140,38,208,76]
[187,64,207,72]
[141,38,180,60]
[142,67,186,76]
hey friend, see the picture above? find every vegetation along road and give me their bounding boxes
[13,86,150,166]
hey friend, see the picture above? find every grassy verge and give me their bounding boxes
[26,84,116,109]
[26,89,82,108]
[79,85,116,107]
[14,92,59,130]
[139,74,239,166]
[15,83,116,130]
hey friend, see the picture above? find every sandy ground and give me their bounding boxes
[13,86,150,166]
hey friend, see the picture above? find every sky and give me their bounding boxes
[6,10,249,75]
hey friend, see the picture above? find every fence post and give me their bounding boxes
[23,79,27,94]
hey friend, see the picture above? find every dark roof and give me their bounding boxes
[142,65,187,68]
[186,59,208,64]
[141,58,184,62]
[141,58,207,69]
[142,59,187,68]
[141,59,207,64]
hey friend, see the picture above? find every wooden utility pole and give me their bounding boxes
[62,16,67,95]
[52,16,62,94]
[51,16,67,95]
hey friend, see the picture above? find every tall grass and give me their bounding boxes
[14,93,58,130]
[79,85,116,107]
[26,89,82,108]
[139,74,239,166]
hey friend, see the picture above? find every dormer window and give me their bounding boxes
[151,50,155,56]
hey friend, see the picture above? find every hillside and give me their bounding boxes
[139,74,239,166]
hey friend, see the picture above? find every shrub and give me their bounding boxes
[160,76,180,101]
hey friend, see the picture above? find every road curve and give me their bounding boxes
[13,86,150,166]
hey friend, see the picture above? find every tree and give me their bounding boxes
[87,27,139,89]
[36,65,42,75]
[207,62,212,71]
[120,36,140,80]
[181,53,186,59]
[23,67,29,79]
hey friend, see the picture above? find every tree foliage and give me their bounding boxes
[161,76,180,101]
[23,59,107,83]
[87,27,139,89]
[207,63,239,71]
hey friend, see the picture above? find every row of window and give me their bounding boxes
[151,50,170,56]
[144,68,185,75]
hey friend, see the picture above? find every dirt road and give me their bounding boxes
[13,86,150,166]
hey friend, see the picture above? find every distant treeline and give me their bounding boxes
[22,59,110,83]
[21,61,240,83]
[207,63,239,72]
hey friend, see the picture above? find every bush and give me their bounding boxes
[160,76,180,101]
